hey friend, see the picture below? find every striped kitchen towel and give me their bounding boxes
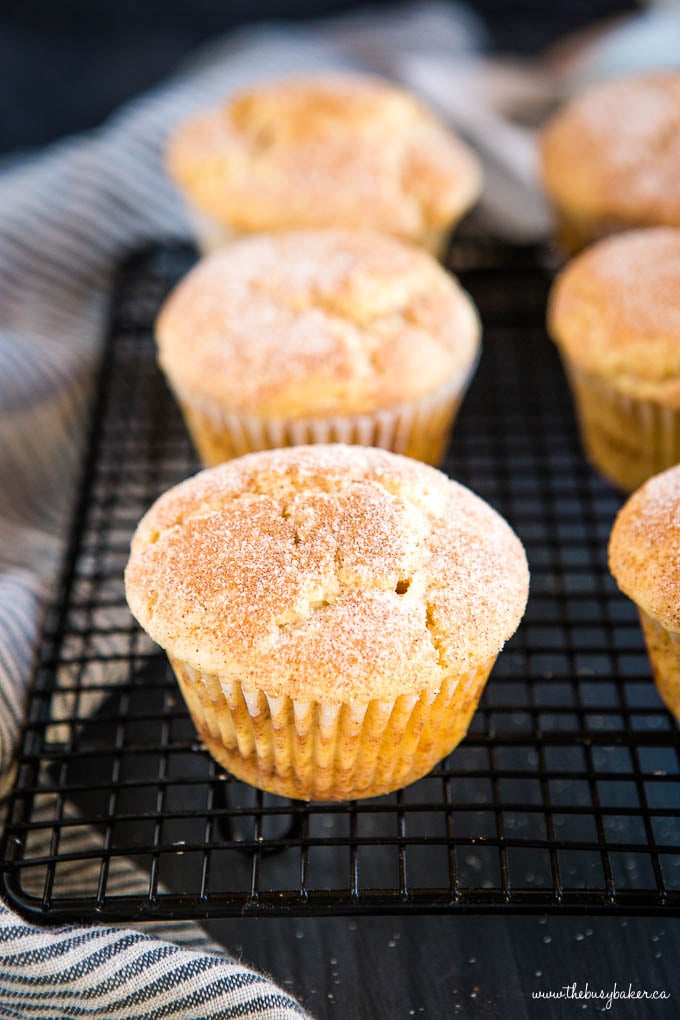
[0,907,308,1020]
[0,5,485,1016]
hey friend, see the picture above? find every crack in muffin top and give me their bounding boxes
[156,229,480,417]
[167,74,481,239]
[125,445,529,702]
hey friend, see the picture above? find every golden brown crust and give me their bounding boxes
[609,464,680,632]
[548,228,680,405]
[166,74,481,241]
[125,445,529,702]
[540,73,680,229]
[156,229,480,417]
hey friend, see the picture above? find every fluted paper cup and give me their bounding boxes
[173,363,478,470]
[170,655,495,801]
[186,204,241,254]
[554,209,635,254]
[638,610,680,722]
[185,201,452,259]
[562,361,680,492]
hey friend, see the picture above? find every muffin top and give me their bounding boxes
[548,228,680,404]
[540,73,680,227]
[156,229,480,417]
[125,445,529,702]
[166,74,481,240]
[609,464,680,633]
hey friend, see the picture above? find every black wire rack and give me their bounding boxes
[2,239,680,925]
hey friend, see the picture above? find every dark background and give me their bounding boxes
[4,2,677,1019]
[1,0,636,155]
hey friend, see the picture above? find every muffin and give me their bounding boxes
[547,228,680,492]
[124,445,529,801]
[609,465,680,721]
[540,73,680,251]
[156,229,480,468]
[166,73,482,255]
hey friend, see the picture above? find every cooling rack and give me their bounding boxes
[2,239,679,924]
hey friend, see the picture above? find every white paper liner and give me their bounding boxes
[184,201,451,258]
[554,209,636,254]
[562,361,680,492]
[170,656,494,801]
[185,204,241,253]
[173,358,478,468]
[638,610,680,722]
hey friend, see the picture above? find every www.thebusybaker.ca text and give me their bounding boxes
[532,982,670,1010]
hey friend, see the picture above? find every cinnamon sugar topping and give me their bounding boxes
[167,74,481,239]
[125,445,529,702]
[156,229,480,417]
[609,464,680,632]
[541,73,680,226]
[548,228,680,404]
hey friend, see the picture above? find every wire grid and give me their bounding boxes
[2,240,680,924]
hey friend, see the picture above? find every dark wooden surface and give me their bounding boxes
[203,914,678,1017]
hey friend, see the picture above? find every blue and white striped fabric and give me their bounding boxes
[0,912,307,1019]
[0,5,481,1015]
[0,912,307,1020]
